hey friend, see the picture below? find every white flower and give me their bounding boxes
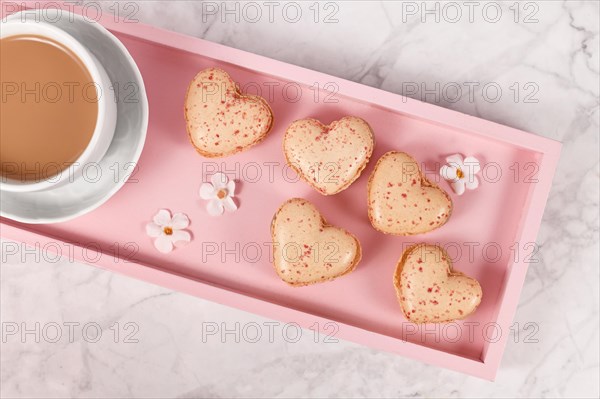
[146,209,191,253]
[440,154,481,196]
[199,172,237,216]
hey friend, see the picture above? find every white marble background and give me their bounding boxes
[1,1,599,397]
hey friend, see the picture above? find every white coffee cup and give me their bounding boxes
[0,19,117,192]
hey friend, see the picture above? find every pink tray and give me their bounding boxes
[0,2,561,380]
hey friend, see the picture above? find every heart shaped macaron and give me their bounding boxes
[185,68,273,157]
[283,117,375,195]
[394,244,482,323]
[271,198,362,286]
[368,151,452,235]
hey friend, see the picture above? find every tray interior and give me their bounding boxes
[6,31,543,363]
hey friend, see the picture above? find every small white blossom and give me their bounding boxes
[146,209,191,253]
[199,172,237,216]
[440,154,481,196]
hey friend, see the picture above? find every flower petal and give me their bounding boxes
[199,183,216,200]
[451,180,466,196]
[226,180,236,197]
[171,229,191,244]
[153,209,171,226]
[154,235,174,253]
[463,156,481,175]
[146,222,162,237]
[171,213,190,229]
[465,175,479,190]
[223,196,237,212]
[440,165,458,181]
[207,199,224,216]
[211,172,229,190]
[446,154,464,169]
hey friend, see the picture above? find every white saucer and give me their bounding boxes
[0,9,148,224]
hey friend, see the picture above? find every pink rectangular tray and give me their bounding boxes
[0,2,561,380]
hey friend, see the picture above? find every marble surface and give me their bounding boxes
[1,1,599,397]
